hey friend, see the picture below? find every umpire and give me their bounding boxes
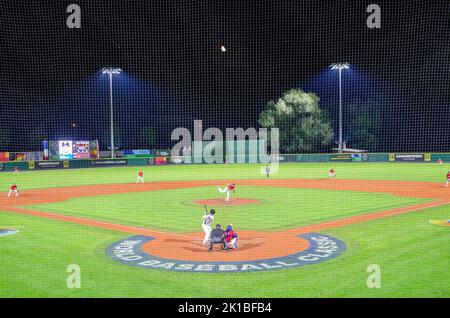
[208,224,229,253]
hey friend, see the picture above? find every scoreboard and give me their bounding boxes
[73,141,90,159]
[57,140,97,160]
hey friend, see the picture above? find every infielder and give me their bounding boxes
[217,183,236,202]
[136,170,144,183]
[8,184,19,197]
[202,208,215,245]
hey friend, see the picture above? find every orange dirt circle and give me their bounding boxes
[141,230,310,262]
[194,198,261,206]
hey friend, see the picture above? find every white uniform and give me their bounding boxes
[136,172,144,183]
[218,186,233,201]
[202,213,214,245]
[228,237,238,249]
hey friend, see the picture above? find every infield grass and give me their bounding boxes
[26,186,428,232]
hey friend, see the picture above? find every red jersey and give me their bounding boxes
[10,185,17,190]
[225,230,237,243]
[227,184,235,191]
[447,172,450,179]
[138,171,143,177]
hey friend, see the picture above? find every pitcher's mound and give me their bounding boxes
[194,198,261,206]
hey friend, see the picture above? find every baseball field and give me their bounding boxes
[1,162,449,297]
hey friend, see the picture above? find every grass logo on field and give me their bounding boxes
[106,233,346,273]
[0,228,19,237]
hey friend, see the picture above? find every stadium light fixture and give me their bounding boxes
[101,68,122,159]
[329,62,350,153]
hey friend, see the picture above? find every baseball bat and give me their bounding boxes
[204,204,208,214]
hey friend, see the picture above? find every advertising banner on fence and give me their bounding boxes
[34,161,65,169]
[89,140,100,159]
[147,157,169,165]
[351,154,369,162]
[90,159,128,167]
[42,141,49,160]
[329,154,352,162]
[390,154,425,162]
[0,152,9,162]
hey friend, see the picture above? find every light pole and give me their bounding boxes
[101,67,122,159]
[330,63,350,153]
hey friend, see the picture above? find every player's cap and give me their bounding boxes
[216,224,221,229]
[210,209,215,214]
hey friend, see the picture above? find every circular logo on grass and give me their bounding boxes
[0,229,19,237]
[106,233,346,273]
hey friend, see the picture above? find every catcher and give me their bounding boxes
[224,224,238,249]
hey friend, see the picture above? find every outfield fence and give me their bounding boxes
[1,152,449,172]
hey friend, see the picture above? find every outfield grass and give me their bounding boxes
[1,163,449,297]
[27,186,428,232]
[0,162,449,190]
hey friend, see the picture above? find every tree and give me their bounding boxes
[258,89,333,153]
[345,98,382,151]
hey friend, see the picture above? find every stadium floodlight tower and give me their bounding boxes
[101,67,122,159]
[329,62,350,154]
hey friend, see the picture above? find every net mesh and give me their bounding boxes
[0,0,449,154]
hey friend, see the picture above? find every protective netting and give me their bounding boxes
[0,0,449,154]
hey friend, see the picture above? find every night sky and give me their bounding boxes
[0,0,449,152]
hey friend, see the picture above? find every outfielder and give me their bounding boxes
[202,208,215,245]
[328,168,336,178]
[217,183,236,202]
[136,170,144,183]
[8,184,19,197]
[265,166,271,178]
